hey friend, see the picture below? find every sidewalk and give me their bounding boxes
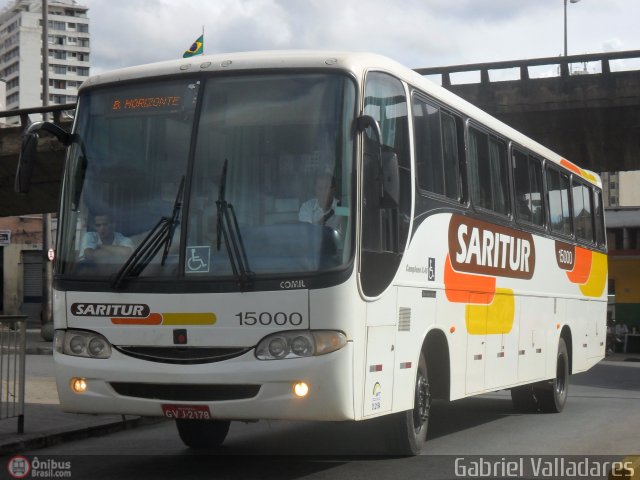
[0,329,162,456]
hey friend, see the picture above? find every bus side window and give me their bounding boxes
[513,150,544,227]
[468,127,509,215]
[547,167,572,237]
[441,112,462,202]
[411,95,462,202]
[594,189,606,246]
[572,181,594,243]
[413,97,442,195]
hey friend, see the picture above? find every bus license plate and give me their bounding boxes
[161,404,211,420]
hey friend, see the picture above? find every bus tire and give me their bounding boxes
[386,352,431,455]
[175,419,230,449]
[535,338,569,413]
[510,385,538,413]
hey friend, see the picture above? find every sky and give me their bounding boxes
[3,0,640,76]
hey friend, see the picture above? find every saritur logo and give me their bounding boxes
[448,215,536,280]
[71,303,150,317]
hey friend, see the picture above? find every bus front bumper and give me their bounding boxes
[54,342,355,421]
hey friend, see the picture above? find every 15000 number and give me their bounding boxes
[235,311,304,326]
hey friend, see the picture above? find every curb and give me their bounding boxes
[0,416,166,456]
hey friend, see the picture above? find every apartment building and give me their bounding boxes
[0,77,5,124]
[0,0,89,122]
[0,1,87,320]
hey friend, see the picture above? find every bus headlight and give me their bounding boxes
[256,331,346,360]
[54,330,112,359]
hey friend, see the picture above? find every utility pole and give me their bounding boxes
[564,0,582,57]
[42,0,49,113]
[41,0,54,340]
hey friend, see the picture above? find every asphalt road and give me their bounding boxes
[21,359,640,479]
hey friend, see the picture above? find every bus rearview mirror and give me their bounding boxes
[14,132,39,194]
[357,114,382,146]
[14,121,72,194]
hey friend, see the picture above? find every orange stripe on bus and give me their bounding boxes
[111,313,163,325]
[444,254,496,304]
[560,159,581,175]
[566,247,592,284]
[560,159,598,183]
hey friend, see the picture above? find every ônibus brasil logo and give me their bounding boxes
[7,456,71,478]
[7,456,30,479]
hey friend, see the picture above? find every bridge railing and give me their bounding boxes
[415,49,640,86]
[0,316,27,434]
[0,103,76,130]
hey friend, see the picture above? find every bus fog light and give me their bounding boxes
[71,377,87,394]
[293,382,309,397]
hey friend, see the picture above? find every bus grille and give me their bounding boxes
[114,346,252,364]
[398,307,411,331]
[110,382,261,402]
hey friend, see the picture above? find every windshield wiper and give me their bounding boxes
[112,176,185,289]
[216,159,253,289]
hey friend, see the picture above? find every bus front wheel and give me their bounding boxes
[386,352,431,455]
[175,419,230,449]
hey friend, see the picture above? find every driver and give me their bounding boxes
[80,213,134,262]
[298,173,342,231]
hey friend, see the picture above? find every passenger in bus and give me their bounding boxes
[79,213,134,262]
[298,172,342,232]
[516,195,533,222]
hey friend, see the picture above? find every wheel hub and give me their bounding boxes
[413,374,431,429]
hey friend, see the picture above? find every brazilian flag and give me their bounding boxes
[183,34,203,58]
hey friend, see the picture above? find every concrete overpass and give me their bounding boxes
[415,49,640,174]
[1,50,640,217]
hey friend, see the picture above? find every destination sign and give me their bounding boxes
[112,96,182,111]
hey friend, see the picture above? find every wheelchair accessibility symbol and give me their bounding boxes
[186,246,210,273]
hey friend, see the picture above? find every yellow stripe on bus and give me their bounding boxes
[161,313,217,325]
[466,288,515,335]
[579,252,607,298]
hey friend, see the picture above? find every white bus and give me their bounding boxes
[17,51,607,455]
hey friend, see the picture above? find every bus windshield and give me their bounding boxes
[56,73,356,284]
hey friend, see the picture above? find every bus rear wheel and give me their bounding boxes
[175,419,230,449]
[535,338,569,413]
[510,385,538,413]
[386,352,431,455]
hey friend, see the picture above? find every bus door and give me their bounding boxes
[359,71,412,415]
